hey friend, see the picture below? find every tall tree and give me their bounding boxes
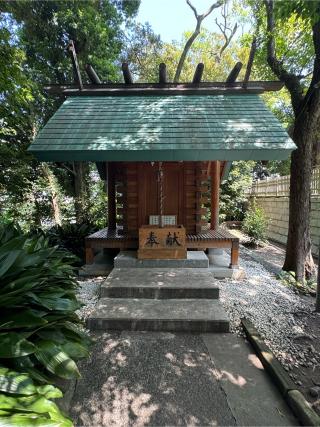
[124,26,249,83]
[173,0,224,82]
[163,28,248,82]
[121,22,163,82]
[0,14,41,225]
[261,1,320,281]
[1,0,140,225]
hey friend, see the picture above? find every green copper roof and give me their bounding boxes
[28,94,296,161]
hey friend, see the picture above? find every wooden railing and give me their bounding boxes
[246,167,320,197]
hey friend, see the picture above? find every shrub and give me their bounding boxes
[42,222,98,264]
[0,223,90,384]
[220,161,255,222]
[242,201,268,246]
[0,368,72,426]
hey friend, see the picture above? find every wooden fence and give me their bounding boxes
[247,167,320,197]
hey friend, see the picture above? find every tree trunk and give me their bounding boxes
[283,112,316,281]
[316,238,320,312]
[173,0,223,83]
[73,162,89,224]
[42,164,62,226]
[174,21,201,83]
[32,192,42,228]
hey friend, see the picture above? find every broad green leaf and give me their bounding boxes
[36,297,80,312]
[21,368,51,385]
[12,355,34,369]
[0,236,26,255]
[36,329,68,345]
[0,413,72,427]
[0,369,36,395]
[0,251,22,277]
[0,310,48,330]
[35,341,80,379]
[36,385,63,399]
[1,273,41,293]
[0,394,61,416]
[61,341,89,359]
[0,333,36,358]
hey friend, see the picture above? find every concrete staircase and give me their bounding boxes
[87,253,230,333]
[114,250,209,268]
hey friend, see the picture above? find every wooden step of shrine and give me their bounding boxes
[100,268,219,299]
[87,298,229,333]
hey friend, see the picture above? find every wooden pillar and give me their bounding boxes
[85,246,94,265]
[107,162,116,229]
[230,241,239,268]
[211,161,220,230]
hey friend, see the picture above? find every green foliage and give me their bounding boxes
[0,367,72,426]
[275,1,320,26]
[43,222,98,263]
[277,271,317,295]
[0,223,90,383]
[243,0,315,77]
[4,0,140,85]
[121,22,163,82]
[86,166,108,229]
[220,161,255,222]
[0,0,139,229]
[242,200,268,246]
[266,159,291,177]
[0,15,39,204]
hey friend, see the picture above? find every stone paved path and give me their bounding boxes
[70,332,297,427]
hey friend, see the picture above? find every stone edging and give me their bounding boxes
[242,319,320,426]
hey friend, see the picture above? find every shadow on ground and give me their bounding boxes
[70,332,236,427]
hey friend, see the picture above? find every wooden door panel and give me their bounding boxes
[137,163,158,227]
[137,162,184,227]
[163,164,182,222]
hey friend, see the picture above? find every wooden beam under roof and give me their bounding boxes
[226,62,243,84]
[46,87,272,96]
[45,81,284,96]
[192,63,204,84]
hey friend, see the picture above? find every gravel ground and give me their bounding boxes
[76,277,103,320]
[220,251,314,365]
[74,256,320,409]
[219,249,320,376]
[75,260,318,370]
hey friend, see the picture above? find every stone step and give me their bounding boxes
[87,298,229,333]
[101,268,219,299]
[114,250,209,269]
